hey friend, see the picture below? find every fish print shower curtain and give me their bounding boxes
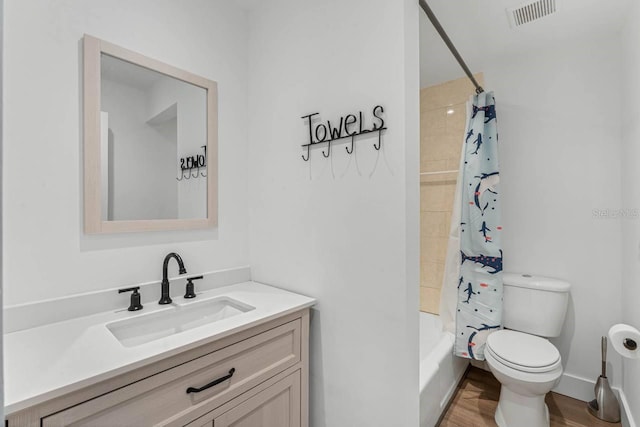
[453,92,503,360]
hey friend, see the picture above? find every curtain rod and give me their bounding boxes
[418,0,484,94]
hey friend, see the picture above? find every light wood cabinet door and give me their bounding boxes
[41,320,300,427]
[214,371,300,427]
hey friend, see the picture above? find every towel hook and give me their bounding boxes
[322,141,331,158]
[373,129,382,151]
[346,135,355,154]
[302,145,310,161]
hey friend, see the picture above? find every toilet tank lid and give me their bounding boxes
[503,273,571,292]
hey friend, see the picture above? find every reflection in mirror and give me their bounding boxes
[100,54,207,221]
[84,35,217,234]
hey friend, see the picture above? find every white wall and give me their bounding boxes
[621,4,640,423]
[246,1,420,426]
[1,0,5,418]
[3,0,249,306]
[483,35,624,397]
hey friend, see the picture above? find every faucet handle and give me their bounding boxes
[119,287,143,311]
[184,276,203,299]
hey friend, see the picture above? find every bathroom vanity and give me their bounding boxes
[5,282,314,427]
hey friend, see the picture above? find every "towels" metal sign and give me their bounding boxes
[300,105,386,161]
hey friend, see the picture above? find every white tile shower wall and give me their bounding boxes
[246,1,420,426]
[484,34,624,395]
[621,3,640,424]
[3,0,250,305]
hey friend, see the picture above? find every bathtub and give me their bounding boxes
[419,312,468,427]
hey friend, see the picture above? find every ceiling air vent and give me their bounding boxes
[507,0,556,27]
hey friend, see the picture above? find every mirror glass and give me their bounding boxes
[100,54,207,221]
[84,34,217,234]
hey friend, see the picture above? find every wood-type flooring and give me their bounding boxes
[438,367,622,427]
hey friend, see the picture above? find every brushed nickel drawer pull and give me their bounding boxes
[186,368,236,394]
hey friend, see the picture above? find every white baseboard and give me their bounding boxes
[618,387,637,427]
[553,372,635,427]
[470,359,490,371]
[552,372,595,402]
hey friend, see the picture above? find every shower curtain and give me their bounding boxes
[438,91,503,360]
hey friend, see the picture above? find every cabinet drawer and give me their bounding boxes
[42,319,301,427]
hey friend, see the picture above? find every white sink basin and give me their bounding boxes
[106,297,255,347]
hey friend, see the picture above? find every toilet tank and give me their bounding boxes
[502,273,571,338]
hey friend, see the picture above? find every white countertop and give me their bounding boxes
[4,281,315,415]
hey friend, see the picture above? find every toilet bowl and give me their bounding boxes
[485,330,563,427]
[484,273,570,427]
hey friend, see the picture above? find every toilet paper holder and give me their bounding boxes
[609,323,640,359]
[624,338,637,351]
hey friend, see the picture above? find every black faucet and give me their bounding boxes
[159,252,187,305]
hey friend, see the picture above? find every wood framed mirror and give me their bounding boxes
[83,35,217,234]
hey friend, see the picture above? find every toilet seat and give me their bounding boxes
[487,330,561,373]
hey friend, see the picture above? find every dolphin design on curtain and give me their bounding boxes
[454,92,503,360]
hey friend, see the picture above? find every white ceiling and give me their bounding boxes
[420,0,632,87]
[229,0,631,88]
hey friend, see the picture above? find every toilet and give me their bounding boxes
[485,273,571,427]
